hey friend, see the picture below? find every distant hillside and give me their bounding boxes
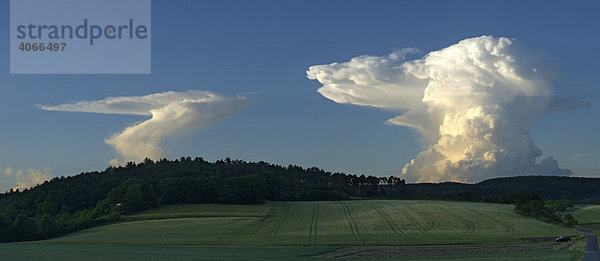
[0,157,399,242]
[0,157,597,243]
[403,176,600,201]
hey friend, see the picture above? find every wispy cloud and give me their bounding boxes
[568,153,588,162]
[39,90,250,165]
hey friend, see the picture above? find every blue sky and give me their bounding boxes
[1,0,599,191]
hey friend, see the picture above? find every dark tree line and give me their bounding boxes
[403,176,600,201]
[0,157,405,242]
[512,192,577,227]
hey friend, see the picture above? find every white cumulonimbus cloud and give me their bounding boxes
[308,35,588,183]
[39,90,250,166]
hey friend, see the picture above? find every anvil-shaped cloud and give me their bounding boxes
[308,36,588,183]
[39,90,249,166]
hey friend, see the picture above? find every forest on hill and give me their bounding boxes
[0,157,597,242]
[403,176,600,201]
[0,157,403,242]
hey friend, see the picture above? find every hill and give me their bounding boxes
[0,157,399,242]
[0,157,597,243]
[402,176,600,201]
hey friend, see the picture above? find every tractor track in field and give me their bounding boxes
[308,203,319,245]
[401,207,439,241]
[413,208,441,232]
[477,211,515,238]
[342,202,365,245]
[372,203,414,244]
[387,202,438,242]
[440,206,476,235]
[269,202,289,237]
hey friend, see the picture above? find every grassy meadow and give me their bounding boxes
[571,205,600,225]
[47,200,576,246]
[0,200,585,260]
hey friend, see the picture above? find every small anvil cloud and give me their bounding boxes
[308,36,589,183]
[39,90,249,166]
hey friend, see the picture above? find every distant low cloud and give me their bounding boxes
[15,167,53,190]
[2,165,52,190]
[309,36,587,183]
[2,165,13,177]
[39,90,250,166]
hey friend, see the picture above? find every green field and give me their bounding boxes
[571,205,600,225]
[48,200,576,246]
[572,205,600,251]
[0,200,585,260]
